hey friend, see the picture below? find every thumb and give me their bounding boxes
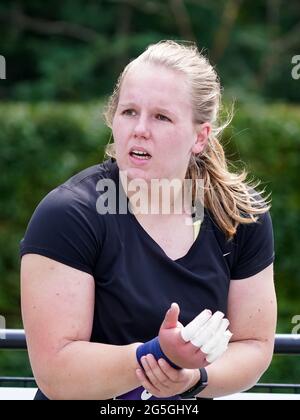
[161,303,180,329]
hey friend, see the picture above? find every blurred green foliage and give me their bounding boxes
[0,102,299,384]
[0,102,110,323]
[0,0,299,102]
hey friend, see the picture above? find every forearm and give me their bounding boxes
[197,340,273,399]
[38,341,143,400]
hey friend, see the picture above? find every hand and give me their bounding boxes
[181,310,233,363]
[136,354,200,399]
[158,303,209,369]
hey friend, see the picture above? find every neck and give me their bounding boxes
[119,173,193,217]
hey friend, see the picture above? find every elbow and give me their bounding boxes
[237,338,275,393]
[32,356,73,400]
[258,350,274,380]
[34,365,111,400]
[262,336,275,373]
[252,340,275,386]
[30,342,80,400]
[35,366,82,400]
[36,377,78,400]
[34,372,64,400]
[239,351,274,394]
[253,358,272,388]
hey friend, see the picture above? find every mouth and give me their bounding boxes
[129,149,152,161]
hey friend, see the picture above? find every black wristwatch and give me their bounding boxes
[179,368,208,399]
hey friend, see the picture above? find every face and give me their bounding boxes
[112,63,209,184]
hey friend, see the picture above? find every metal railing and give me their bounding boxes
[1,330,300,392]
[0,330,27,349]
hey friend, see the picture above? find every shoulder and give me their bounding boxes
[231,209,275,279]
[205,185,273,241]
[204,195,275,279]
[37,158,118,212]
[24,158,120,241]
[61,158,118,203]
[20,160,119,272]
[237,207,274,248]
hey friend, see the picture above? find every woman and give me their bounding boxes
[20,40,277,400]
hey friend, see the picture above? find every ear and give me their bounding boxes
[192,122,211,154]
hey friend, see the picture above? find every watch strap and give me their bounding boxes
[179,367,208,399]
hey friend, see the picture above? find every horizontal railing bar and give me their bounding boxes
[1,330,300,353]
[0,330,27,349]
[275,334,300,354]
[0,377,299,392]
[254,383,300,389]
[0,377,35,382]
[1,331,300,393]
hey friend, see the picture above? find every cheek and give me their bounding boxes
[165,127,190,151]
[112,120,127,145]
[112,118,120,139]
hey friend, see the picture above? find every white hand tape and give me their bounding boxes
[191,326,214,347]
[201,319,230,354]
[205,330,233,363]
[205,311,225,330]
[181,310,212,342]
[206,345,228,364]
[190,312,224,347]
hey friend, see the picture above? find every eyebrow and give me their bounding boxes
[119,102,177,119]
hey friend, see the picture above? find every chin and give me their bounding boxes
[121,157,148,175]
[127,168,151,182]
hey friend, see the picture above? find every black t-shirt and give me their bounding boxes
[19,158,275,397]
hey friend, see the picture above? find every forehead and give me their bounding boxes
[119,63,192,111]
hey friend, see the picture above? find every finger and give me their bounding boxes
[206,331,233,363]
[215,318,230,336]
[201,319,230,354]
[190,312,224,347]
[224,329,233,342]
[141,356,169,389]
[206,344,228,364]
[136,368,160,395]
[202,311,224,332]
[206,329,233,356]
[161,303,180,330]
[181,309,212,342]
[191,327,213,347]
[220,330,233,348]
[205,330,232,359]
[146,354,171,385]
[187,311,224,345]
[157,358,181,382]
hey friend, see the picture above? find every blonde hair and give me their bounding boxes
[102,40,271,240]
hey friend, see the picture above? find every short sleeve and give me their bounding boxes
[19,186,103,275]
[230,210,275,280]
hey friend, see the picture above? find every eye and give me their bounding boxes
[156,114,171,122]
[122,109,136,116]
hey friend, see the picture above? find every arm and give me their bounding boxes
[195,263,277,398]
[21,254,142,400]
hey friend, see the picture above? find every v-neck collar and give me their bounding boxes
[108,158,206,263]
[128,209,205,263]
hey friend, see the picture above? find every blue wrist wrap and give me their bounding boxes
[136,337,181,370]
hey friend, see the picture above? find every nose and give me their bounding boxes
[133,115,151,140]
